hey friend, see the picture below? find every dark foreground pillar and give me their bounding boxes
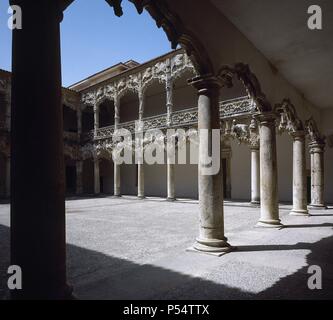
[10,0,70,299]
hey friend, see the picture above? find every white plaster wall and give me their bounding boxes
[276,133,293,202]
[120,164,137,196]
[144,164,167,197]
[230,140,251,200]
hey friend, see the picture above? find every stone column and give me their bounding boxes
[5,156,10,198]
[94,158,100,195]
[257,113,282,227]
[190,76,231,254]
[76,160,83,195]
[114,97,121,197]
[309,140,326,209]
[250,146,260,205]
[137,90,145,199]
[166,71,175,201]
[290,131,309,215]
[167,158,175,201]
[10,1,70,299]
[93,103,99,138]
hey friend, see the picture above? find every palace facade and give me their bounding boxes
[0,49,332,206]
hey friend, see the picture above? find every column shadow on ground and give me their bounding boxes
[0,224,333,300]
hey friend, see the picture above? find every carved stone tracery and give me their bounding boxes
[274,99,303,135]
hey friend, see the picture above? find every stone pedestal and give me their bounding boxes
[189,76,231,254]
[309,141,326,209]
[94,159,100,195]
[10,2,69,299]
[76,161,83,195]
[250,146,260,205]
[257,113,282,227]
[290,132,309,215]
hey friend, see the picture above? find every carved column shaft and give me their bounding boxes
[114,96,121,196]
[138,90,145,199]
[190,76,231,254]
[257,113,281,227]
[94,103,99,137]
[166,75,174,126]
[290,131,308,215]
[166,75,175,201]
[309,141,326,208]
[251,146,260,204]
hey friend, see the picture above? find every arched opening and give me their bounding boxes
[173,69,197,112]
[119,90,139,123]
[143,81,167,118]
[99,99,115,128]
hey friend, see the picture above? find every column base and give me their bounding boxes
[167,197,176,202]
[308,204,328,210]
[250,201,260,207]
[113,194,122,198]
[256,219,283,228]
[189,237,232,256]
[138,196,145,200]
[290,209,309,216]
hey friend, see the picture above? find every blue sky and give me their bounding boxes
[0,0,172,86]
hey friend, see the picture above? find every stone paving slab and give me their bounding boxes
[0,197,333,299]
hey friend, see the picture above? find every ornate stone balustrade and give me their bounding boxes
[83,96,254,142]
[219,96,257,118]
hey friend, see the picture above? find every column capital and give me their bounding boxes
[188,74,220,95]
[309,140,325,153]
[256,112,277,124]
[291,130,306,140]
[250,144,260,151]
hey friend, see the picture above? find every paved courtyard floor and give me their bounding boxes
[1,196,333,300]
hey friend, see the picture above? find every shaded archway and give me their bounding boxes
[99,99,115,128]
[143,80,167,118]
[119,90,139,124]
